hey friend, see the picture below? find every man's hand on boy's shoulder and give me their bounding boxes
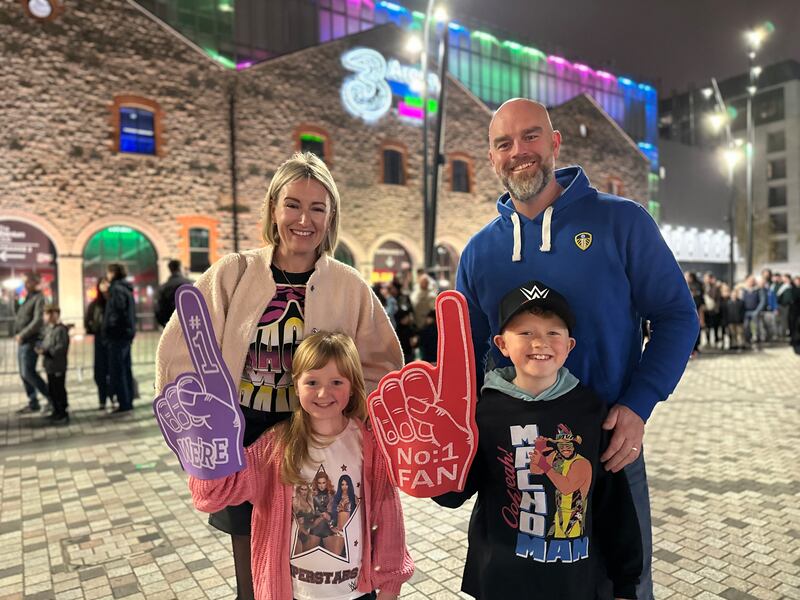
[600,404,644,473]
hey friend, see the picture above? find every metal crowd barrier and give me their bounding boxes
[0,320,162,377]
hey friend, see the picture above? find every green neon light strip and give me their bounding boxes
[300,133,325,143]
[403,96,438,112]
[471,30,499,44]
[203,48,236,69]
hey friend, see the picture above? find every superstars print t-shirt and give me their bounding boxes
[239,265,313,446]
[290,420,364,600]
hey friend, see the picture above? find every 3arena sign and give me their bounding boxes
[340,47,441,123]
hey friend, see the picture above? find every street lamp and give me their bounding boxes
[705,77,741,285]
[743,21,774,275]
[418,3,450,272]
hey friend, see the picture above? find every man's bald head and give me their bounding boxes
[489,99,554,144]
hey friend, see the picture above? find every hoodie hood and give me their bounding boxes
[483,366,579,402]
[496,166,591,261]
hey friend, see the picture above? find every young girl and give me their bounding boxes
[189,332,413,600]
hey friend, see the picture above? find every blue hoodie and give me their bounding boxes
[456,166,699,421]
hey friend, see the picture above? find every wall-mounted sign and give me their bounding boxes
[0,221,55,268]
[341,47,441,123]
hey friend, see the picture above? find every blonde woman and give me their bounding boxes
[156,153,402,600]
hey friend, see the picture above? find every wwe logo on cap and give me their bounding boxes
[520,285,550,300]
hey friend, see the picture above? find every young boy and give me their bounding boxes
[435,280,642,600]
[36,304,70,424]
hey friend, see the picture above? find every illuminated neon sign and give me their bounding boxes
[340,47,440,123]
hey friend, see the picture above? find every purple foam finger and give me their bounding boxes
[150,285,247,480]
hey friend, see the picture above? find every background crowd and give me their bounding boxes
[684,268,800,355]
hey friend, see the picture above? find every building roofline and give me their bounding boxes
[125,0,228,72]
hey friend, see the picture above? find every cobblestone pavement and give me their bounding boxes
[1,346,798,599]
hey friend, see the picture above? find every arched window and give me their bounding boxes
[372,241,413,284]
[433,243,459,291]
[381,143,407,185]
[111,96,164,157]
[449,154,473,193]
[295,125,332,164]
[176,216,219,274]
[334,242,355,268]
[188,228,211,273]
[606,176,625,196]
[82,226,158,331]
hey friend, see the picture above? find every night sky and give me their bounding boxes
[452,0,799,94]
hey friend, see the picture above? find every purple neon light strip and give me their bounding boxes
[398,101,423,119]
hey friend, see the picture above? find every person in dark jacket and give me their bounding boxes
[154,259,193,327]
[85,276,111,409]
[103,263,137,413]
[725,287,746,350]
[741,275,766,348]
[14,273,50,413]
[37,305,70,424]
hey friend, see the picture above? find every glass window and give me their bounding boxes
[754,88,784,126]
[769,239,788,263]
[300,133,326,161]
[768,159,786,180]
[119,107,156,155]
[768,186,787,207]
[766,130,785,153]
[769,212,788,235]
[189,227,211,272]
[451,159,470,193]
[383,149,405,185]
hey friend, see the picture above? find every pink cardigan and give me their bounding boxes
[189,420,414,600]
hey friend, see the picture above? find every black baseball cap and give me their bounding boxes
[498,280,575,333]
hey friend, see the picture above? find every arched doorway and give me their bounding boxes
[82,226,158,331]
[371,240,413,285]
[0,220,58,337]
[433,243,459,291]
[334,242,355,268]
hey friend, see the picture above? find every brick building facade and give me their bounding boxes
[0,0,648,330]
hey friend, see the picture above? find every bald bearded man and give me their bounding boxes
[455,99,699,599]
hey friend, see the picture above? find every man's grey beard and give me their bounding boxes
[500,163,553,204]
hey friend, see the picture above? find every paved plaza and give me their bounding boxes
[0,345,798,600]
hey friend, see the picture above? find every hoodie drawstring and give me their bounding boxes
[540,205,553,252]
[511,205,554,260]
[511,212,522,262]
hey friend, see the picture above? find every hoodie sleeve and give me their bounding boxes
[456,244,491,389]
[592,430,642,598]
[618,204,699,421]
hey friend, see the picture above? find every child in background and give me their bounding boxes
[726,287,746,350]
[37,304,70,424]
[189,332,413,600]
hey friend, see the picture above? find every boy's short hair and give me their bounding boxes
[44,304,60,314]
[498,280,575,333]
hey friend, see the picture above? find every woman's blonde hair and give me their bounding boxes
[276,331,367,485]
[261,152,341,255]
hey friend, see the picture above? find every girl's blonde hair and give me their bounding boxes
[277,331,367,485]
[261,152,341,255]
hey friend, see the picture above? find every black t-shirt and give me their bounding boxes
[239,265,313,446]
[435,384,642,600]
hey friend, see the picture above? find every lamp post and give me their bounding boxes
[705,77,742,285]
[418,4,449,273]
[743,22,774,275]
